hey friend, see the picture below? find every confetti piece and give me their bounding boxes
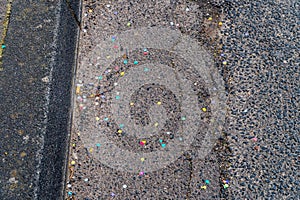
[116,95,120,100]
[117,129,123,134]
[141,140,146,145]
[119,124,124,128]
[208,16,212,21]
[2,45,6,49]
[88,9,93,13]
[201,185,207,190]
[96,117,100,121]
[127,22,131,26]
[224,184,229,189]
[130,102,134,106]
[71,161,76,165]
[76,86,81,94]
[205,180,210,184]
[104,117,109,121]
[134,60,138,65]
[161,144,166,148]
[139,171,144,176]
[144,67,149,72]
[252,137,258,142]
[141,157,145,162]
[154,122,159,127]
[202,107,207,112]
[123,185,127,189]
[68,191,73,196]
[89,148,93,152]
[218,21,223,26]
[222,61,227,65]
[157,101,162,105]
[123,60,128,64]
[96,143,101,147]
[159,139,163,143]
[181,116,186,121]
[120,72,125,76]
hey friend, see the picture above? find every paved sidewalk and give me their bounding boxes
[0,0,298,200]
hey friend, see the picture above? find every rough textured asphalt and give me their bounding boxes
[222,1,299,199]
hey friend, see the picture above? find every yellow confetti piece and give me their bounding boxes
[154,122,159,127]
[201,185,207,190]
[120,72,125,76]
[20,151,27,157]
[218,21,223,26]
[76,86,81,94]
[72,143,76,147]
[222,61,227,65]
[141,157,145,162]
[130,102,134,106]
[208,17,213,21]
[71,160,76,165]
[141,140,146,144]
[127,22,131,27]
[88,9,93,13]
[96,117,100,121]
[118,129,123,134]
[157,101,161,105]
[89,148,93,153]
[202,107,207,112]
[77,132,80,136]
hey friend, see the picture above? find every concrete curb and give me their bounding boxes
[0,0,81,199]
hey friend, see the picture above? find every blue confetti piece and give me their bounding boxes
[123,60,128,64]
[134,60,138,65]
[116,96,120,100]
[119,124,124,128]
[96,143,101,147]
[161,144,166,148]
[98,75,103,80]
